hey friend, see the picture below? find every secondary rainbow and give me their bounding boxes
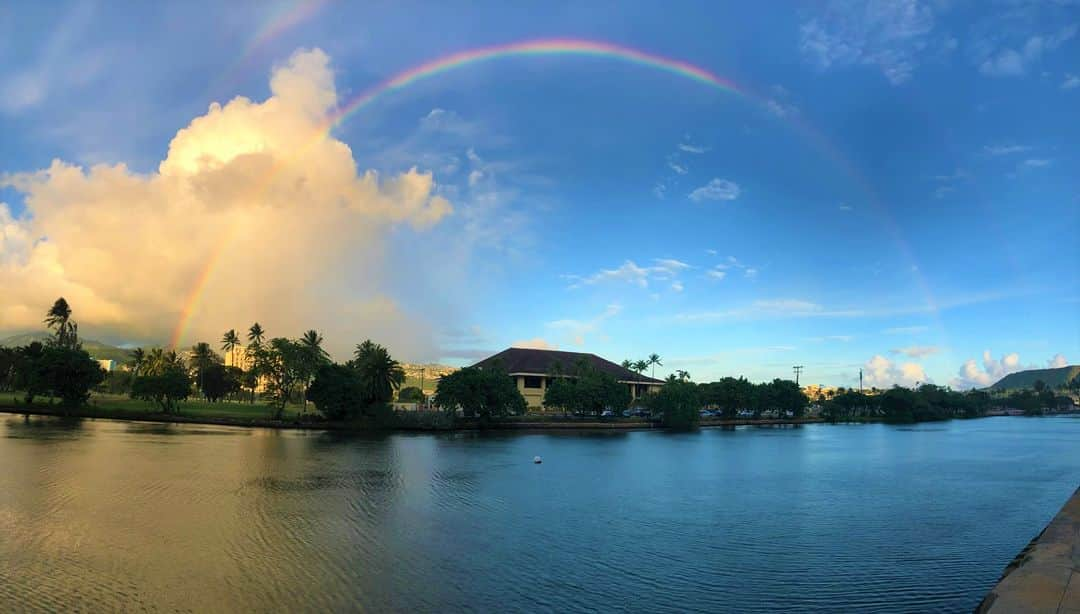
[172,38,936,348]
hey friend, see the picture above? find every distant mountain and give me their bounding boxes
[0,332,135,363]
[991,365,1080,391]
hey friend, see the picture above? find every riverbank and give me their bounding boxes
[0,400,824,432]
[978,485,1080,612]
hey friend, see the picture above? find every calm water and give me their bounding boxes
[1,416,1078,612]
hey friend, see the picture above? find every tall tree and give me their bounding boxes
[44,297,79,349]
[221,329,240,369]
[298,330,330,411]
[633,359,649,374]
[247,323,265,348]
[188,342,221,399]
[130,347,146,377]
[648,353,662,379]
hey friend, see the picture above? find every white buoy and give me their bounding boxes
[533,456,542,464]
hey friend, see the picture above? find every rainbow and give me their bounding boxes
[204,0,329,102]
[171,38,936,348]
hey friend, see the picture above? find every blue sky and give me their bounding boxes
[0,0,1077,388]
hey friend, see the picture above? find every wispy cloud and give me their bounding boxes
[689,178,740,202]
[1063,74,1080,90]
[1021,158,1052,168]
[668,162,688,175]
[975,24,1077,77]
[890,345,941,358]
[984,144,1032,156]
[882,325,929,335]
[678,142,708,154]
[547,303,622,346]
[799,0,940,85]
[565,258,691,289]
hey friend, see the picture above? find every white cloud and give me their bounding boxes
[744,267,758,278]
[984,144,1032,156]
[668,162,688,175]
[1022,158,1052,168]
[678,143,707,154]
[0,48,453,360]
[1063,74,1080,89]
[883,325,929,335]
[863,354,930,388]
[950,350,1035,389]
[838,203,853,211]
[566,258,691,290]
[1048,354,1068,368]
[706,268,727,281]
[671,281,684,292]
[547,303,622,347]
[511,338,557,350]
[689,178,740,202]
[652,183,667,199]
[890,345,940,358]
[799,0,938,84]
[976,25,1077,77]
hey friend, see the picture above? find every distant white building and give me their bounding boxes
[96,359,116,372]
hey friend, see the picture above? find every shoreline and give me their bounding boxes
[0,404,828,432]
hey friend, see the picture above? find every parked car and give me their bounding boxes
[699,409,715,417]
[601,410,614,418]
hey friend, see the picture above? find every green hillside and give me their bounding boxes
[990,365,1080,391]
[0,332,135,363]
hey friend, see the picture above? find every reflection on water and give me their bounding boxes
[0,415,1077,612]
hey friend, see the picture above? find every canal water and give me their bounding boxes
[1,415,1077,612]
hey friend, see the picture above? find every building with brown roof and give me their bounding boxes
[472,347,665,412]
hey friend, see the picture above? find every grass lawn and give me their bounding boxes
[0,391,308,422]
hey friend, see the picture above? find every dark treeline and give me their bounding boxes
[3,298,1076,428]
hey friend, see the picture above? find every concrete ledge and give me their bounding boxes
[978,486,1080,613]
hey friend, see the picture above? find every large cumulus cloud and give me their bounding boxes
[0,49,452,360]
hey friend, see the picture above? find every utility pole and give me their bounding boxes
[859,368,863,394]
[793,365,804,386]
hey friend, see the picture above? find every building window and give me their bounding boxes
[523,376,543,389]
[636,384,649,397]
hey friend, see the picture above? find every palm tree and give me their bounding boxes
[633,359,649,374]
[130,347,146,377]
[621,359,633,370]
[44,297,77,349]
[298,330,330,411]
[353,340,404,405]
[648,353,662,379]
[221,329,240,369]
[247,323,265,348]
[188,342,217,398]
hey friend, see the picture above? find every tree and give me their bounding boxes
[352,340,405,407]
[44,297,79,350]
[1033,379,1047,393]
[0,347,16,391]
[259,338,305,419]
[130,347,146,377]
[648,353,663,379]
[542,358,630,416]
[307,363,365,420]
[247,323,265,348]
[39,347,106,408]
[201,364,242,402]
[188,342,221,398]
[620,359,634,370]
[13,342,47,404]
[131,349,191,413]
[398,386,425,403]
[650,378,700,428]
[633,359,649,374]
[434,365,526,420]
[221,329,240,368]
[298,329,331,411]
